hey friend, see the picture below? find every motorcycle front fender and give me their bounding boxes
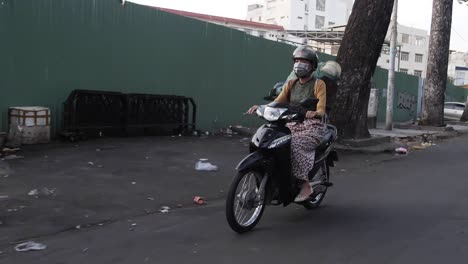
[236,151,265,171]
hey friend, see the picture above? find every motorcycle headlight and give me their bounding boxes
[256,107,264,117]
[263,107,287,121]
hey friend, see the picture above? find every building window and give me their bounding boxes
[455,71,466,85]
[415,54,423,63]
[414,70,422,77]
[259,16,262,22]
[401,33,410,44]
[415,36,425,46]
[298,16,303,19]
[400,68,408,74]
[401,52,409,61]
[280,16,285,19]
[305,3,309,12]
[316,0,326,11]
[315,15,325,29]
[328,21,335,26]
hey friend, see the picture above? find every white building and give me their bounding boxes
[448,51,468,85]
[377,24,429,78]
[246,0,353,31]
[156,7,287,42]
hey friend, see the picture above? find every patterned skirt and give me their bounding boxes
[286,119,327,181]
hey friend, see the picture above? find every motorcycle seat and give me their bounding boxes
[316,125,337,150]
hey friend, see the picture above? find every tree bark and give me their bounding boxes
[329,0,394,139]
[419,0,453,126]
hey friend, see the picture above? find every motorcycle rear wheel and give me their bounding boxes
[226,169,267,233]
[303,162,330,210]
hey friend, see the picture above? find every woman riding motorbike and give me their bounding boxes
[247,45,327,202]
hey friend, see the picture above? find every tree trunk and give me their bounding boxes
[329,0,394,139]
[419,0,453,126]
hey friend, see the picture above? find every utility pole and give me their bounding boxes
[386,0,398,130]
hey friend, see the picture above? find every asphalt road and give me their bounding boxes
[3,134,468,264]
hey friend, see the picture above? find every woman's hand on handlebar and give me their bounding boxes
[305,111,316,119]
[245,105,259,115]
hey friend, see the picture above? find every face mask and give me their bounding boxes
[293,62,311,78]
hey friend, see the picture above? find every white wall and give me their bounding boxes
[377,24,429,78]
[448,52,468,85]
[454,67,468,85]
[266,0,291,26]
[247,0,351,30]
[247,4,264,23]
[327,0,352,27]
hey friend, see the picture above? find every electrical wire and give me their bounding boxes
[452,28,468,47]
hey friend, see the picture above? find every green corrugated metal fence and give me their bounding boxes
[373,68,420,123]
[446,82,468,102]
[0,0,295,133]
[1,0,466,135]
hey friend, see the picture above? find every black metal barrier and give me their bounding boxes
[125,93,197,136]
[62,90,196,138]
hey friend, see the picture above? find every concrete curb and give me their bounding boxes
[230,124,467,154]
[340,136,391,148]
[394,124,454,131]
[334,141,401,154]
[446,121,468,126]
[231,125,402,154]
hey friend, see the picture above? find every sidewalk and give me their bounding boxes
[338,122,468,153]
[371,122,468,139]
[230,122,468,153]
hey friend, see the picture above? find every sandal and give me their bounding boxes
[294,184,314,203]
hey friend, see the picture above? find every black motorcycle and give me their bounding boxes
[225,99,339,233]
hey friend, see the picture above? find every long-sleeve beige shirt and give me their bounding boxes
[274,78,327,117]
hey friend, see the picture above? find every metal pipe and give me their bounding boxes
[386,0,398,130]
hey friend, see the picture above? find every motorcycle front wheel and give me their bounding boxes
[225,169,267,233]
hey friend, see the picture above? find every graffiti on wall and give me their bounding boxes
[397,91,417,116]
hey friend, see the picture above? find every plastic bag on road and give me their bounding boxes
[159,206,170,213]
[15,241,47,252]
[395,147,408,154]
[28,187,56,197]
[195,159,218,171]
